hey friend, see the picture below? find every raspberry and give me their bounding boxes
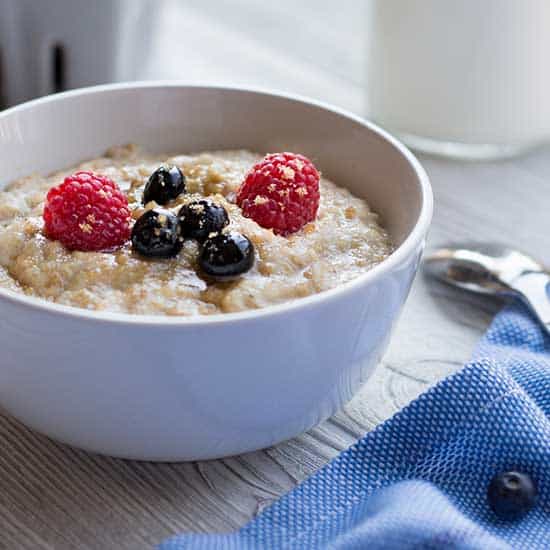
[43,171,131,251]
[236,152,320,236]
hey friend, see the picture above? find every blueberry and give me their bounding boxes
[143,166,186,205]
[178,199,229,242]
[199,231,255,280]
[487,471,537,520]
[131,208,183,258]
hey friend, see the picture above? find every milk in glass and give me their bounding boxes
[367,0,550,158]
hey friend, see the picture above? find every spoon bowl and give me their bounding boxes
[425,242,550,335]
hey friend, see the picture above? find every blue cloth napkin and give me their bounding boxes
[160,305,549,549]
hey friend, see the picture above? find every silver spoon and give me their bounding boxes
[424,243,550,335]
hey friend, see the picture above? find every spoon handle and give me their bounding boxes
[510,271,550,334]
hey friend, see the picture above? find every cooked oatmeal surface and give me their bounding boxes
[0,145,392,315]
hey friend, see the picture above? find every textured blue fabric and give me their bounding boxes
[160,305,550,549]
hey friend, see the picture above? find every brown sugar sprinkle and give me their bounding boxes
[345,206,356,220]
[280,166,295,180]
[23,219,41,236]
[79,223,93,234]
[303,223,316,234]
[257,262,273,276]
[132,207,145,220]
[206,167,224,183]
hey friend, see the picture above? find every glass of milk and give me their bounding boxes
[366,0,550,159]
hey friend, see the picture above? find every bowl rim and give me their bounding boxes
[0,81,433,327]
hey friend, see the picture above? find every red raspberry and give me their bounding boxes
[43,171,131,251]
[236,152,320,236]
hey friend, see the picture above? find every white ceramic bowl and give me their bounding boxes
[0,83,432,461]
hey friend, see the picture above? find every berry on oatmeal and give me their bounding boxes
[199,231,255,280]
[131,208,183,258]
[43,171,131,252]
[178,199,229,242]
[143,166,186,205]
[236,152,320,236]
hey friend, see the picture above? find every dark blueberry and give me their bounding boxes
[178,200,229,242]
[487,471,537,520]
[131,208,183,258]
[143,166,186,205]
[199,231,255,280]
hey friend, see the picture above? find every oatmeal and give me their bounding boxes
[0,145,393,315]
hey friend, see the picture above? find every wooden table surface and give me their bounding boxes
[1,1,549,548]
